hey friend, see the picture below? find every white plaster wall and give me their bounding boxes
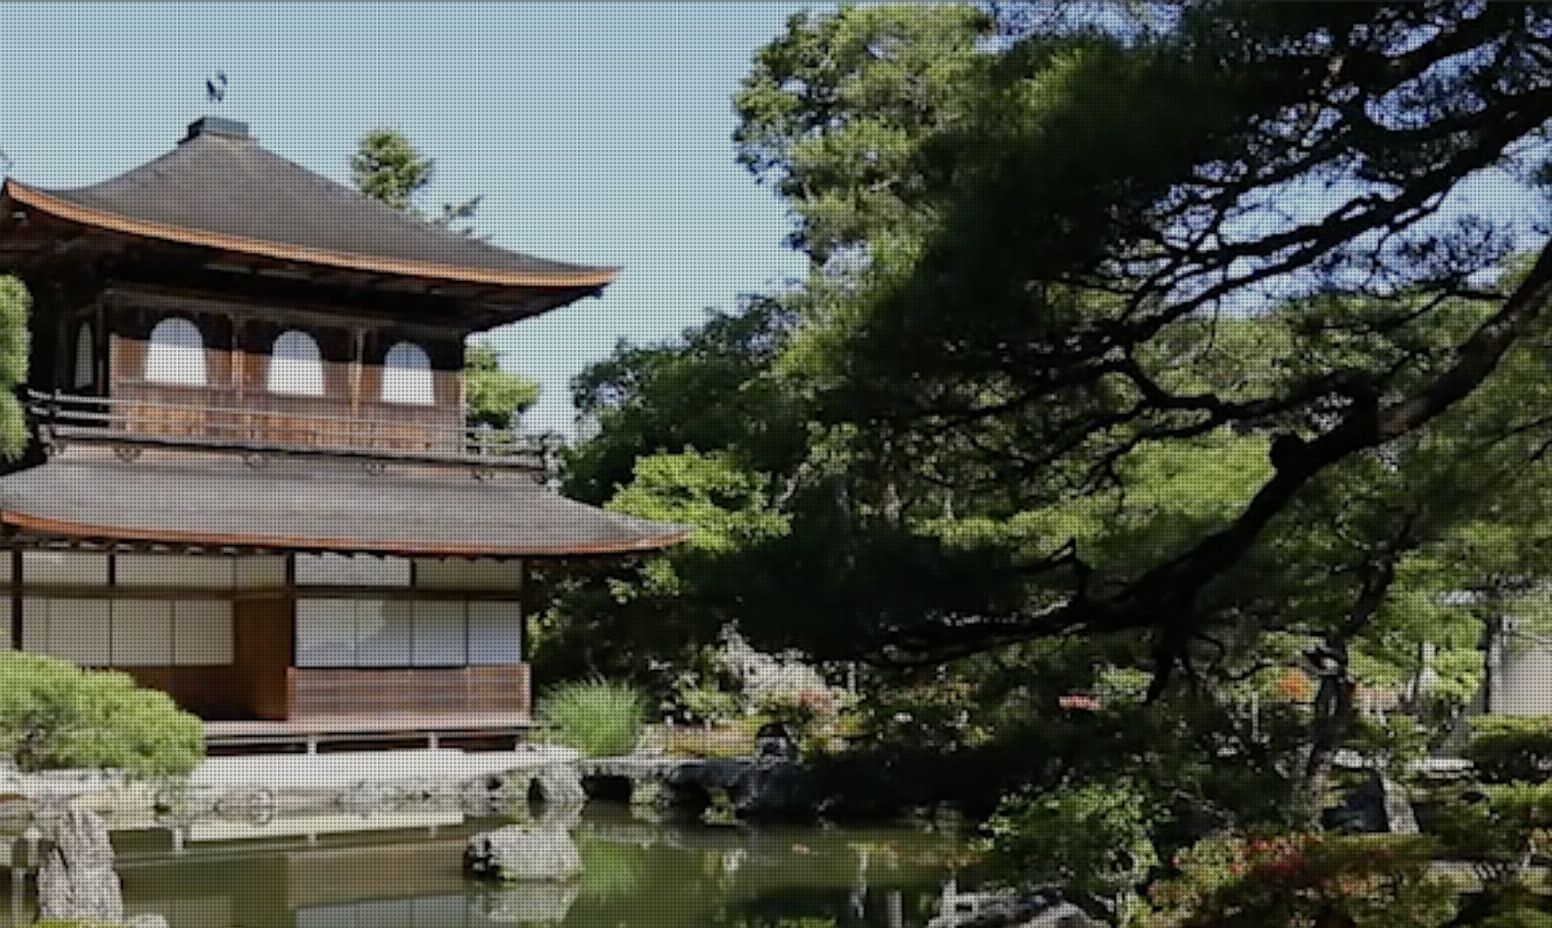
[1491,642,1552,716]
[118,554,235,589]
[22,551,108,585]
[414,559,522,591]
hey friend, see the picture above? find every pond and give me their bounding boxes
[2,805,972,928]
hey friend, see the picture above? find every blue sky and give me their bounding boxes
[1,2,817,435]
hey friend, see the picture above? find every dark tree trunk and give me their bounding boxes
[1302,639,1356,828]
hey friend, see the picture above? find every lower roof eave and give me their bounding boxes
[0,512,692,559]
[0,449,692,560]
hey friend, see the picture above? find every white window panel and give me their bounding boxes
[23,551,109,586]
[382,342,434,405]
[21,598,47,652]
[415,559,522,591]
[355,600,413,667]
[468,601,521,665]
[296,554,411,587]
[0,553,12,584]
[174,601,233,665]
[44,599,111,666]
[412,601,465,666]
[74,322,94,389]
[145,318,207,387]
[268,330,325,396]
[296,599,356,667]
[118,555,234,589]
[112,600,174,666]
[233,557,287,590]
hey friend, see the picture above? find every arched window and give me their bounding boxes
[73,322,94,389]
[381,341,433,405]
[267,330,325,396]
[145,318,207,387]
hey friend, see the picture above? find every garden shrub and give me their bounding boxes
[1464,716,1552,784]
[0,653,204,778]
[982,778,1160,919]
[1143,832,1457,928]
[538,677,648,758]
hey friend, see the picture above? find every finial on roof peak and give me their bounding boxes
[184,116,249,143]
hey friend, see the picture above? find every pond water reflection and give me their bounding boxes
[5,806,970,928]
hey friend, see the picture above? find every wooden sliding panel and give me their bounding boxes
[234,599,293,720]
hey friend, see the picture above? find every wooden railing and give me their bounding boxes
[29,389,558,472]
[288,665,530,718]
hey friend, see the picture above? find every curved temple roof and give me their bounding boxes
[0,125,617,291]
[0,449,690,558]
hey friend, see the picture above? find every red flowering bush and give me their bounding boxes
[1273,669,1315,703]
[1141,832,1456,928]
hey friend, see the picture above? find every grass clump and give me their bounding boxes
[538,677,648,758]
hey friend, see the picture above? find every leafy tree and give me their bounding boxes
[350,127,484,232]
[983,778,1159,920]
[564,296,806,506]
[532,449,789,685]
[465,340,539,431]
[735,4,994,265]
[350,128,432,214]
[0,276,28,458]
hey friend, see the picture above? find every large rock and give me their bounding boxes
[659,758,818,822]
[1324,771,1419,835]
[530,765,588,810]
[37,807,125,925]
[927,888,1108,928]
[477,881,580,924]
[465,825,583,882]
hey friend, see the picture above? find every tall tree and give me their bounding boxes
[350,128,432,214]
[350,127,485,233]
[727,3,1552,698]
[464,340,539,432]
[735,4,993,267]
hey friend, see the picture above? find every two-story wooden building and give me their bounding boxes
[0,117,688,747]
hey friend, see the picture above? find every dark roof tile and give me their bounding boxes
[0,449,689,557]
[3,131,616,290]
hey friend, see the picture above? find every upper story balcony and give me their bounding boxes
[29,386,558,475]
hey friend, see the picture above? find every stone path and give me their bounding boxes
[187,744,577,792]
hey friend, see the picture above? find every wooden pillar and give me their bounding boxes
[230,317,246,397]
[517,558,530,663]
[94,300,107,394]
[9,546,20,651]
[349,328,365,415]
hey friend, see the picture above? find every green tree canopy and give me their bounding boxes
[727,2,1552,691]
[350,128,432,214]
[564,297,807,506]
[351,127,484,233]
[464,341,539,431]
[0,276,28,459]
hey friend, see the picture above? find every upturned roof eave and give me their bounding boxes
[1,179,620,292]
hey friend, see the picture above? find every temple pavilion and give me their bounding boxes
[0,116,687,749]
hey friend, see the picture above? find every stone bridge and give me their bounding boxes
[573,757,813,822]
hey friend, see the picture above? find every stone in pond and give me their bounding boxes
[37,807,124,925]
[465,825,583,881]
